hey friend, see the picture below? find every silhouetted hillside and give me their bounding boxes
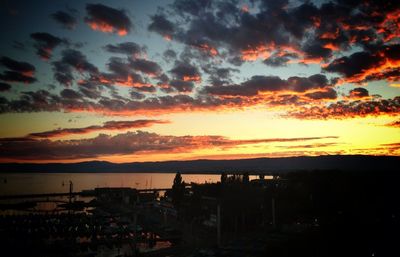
[0,155,398,174]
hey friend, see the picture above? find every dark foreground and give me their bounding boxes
[0,169,399,257]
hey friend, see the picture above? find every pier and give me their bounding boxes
[0,188,171,200]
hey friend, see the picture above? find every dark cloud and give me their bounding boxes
[169,79,194,92]
[61,49,98,74]
[130,90,146,100]
[60,89,82,100]
[0,71,37,84]
[385,120,400,128]
[148,14,176,38]
[263,56,291,67]
[348,87,369,99]
[324,44,400,83]
[0,57,36,86]
[282,2,319,39]
[135,85,157,93]
[301,41,332,61]
[77,81,103,99]
[52,49,98,86]
[0,82,11,91]
[3,90,61,113]
[324,51,383,81]
[144,0,400,72]
[170,62,201,81]
[0,88,264,115]
[173,0,212,16]
[204,74,330,96]
[203,66,239,87]
[288,96,400,119]
[0,56,36,85]
[30,32,67,59]
[0,56,35,73]
[104,42,145,56]
[26,119,169,139]
[305,88,337,100]
[149,1,294,63]
[130,58,162,76]
[214,67,238,79]
[106,57,133,77]
[364,68,400,83]
[157,73,169,84]
[85,4,132,36]
[100,57,148,87]
[0,130,336,160]
[202,66,238,79]
[51,10,77,30]
[52,61,73,86]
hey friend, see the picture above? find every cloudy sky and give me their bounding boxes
[0,0,399,163]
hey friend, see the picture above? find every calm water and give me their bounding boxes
[0,173,225,196]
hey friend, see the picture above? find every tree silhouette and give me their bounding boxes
[221,172,227,185]
[171,172,185,209]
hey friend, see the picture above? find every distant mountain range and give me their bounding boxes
[0,155,398,174]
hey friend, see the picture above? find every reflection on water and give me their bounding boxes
[0,173,228,195]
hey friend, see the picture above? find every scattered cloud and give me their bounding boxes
[130,58,162,76]
[204,74,331,97]
[0,56,35,73]
[148,14,175,39]
[27,119,169,139]
[104,42,145,57]
[51,10,77,30]
[324,44,400,84]
[385,120,400,128]
[0,0,399,122]
[287,96,400,119]
[0,131,337,160]
[348,87,369,99]
[170,62,201,82]
[85,4,132,36]
[0,56,36,83]
[52,49,99,86]
[30,32,67,59]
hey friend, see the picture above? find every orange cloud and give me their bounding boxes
[196,43,218,56]
[385,120,400,128]
[323,42,339,51]
[183,75,201,82]
[163,35,172,41]
[241,45,272,61]
[0,131,338,161]
[287,96,400,119]
[320,28,340,40]
[85,4,132,36]
[87,21,128,36]
[2,119,169,140]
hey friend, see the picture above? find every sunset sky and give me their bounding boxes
[0,0,399,163]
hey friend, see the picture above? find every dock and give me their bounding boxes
[0,188,170,200]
